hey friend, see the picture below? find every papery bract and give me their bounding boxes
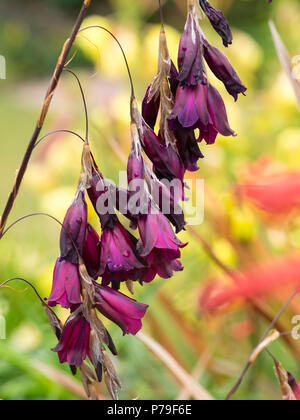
[174,126,204,171]
[60,189,88,264]
[83,224,100,279]
[142,121,186,200]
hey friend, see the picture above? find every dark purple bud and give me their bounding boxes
[203,39,247,101]
[169,81,235,145]
[83,224,100,279]
[94,283,148,335]
[142,85,160,129]
[60,190,87,264]
[48,258,81,309]
[52,311,90,368]
[87,167,118,230]
[199,0,233,47]
[43,305,63,340]
[177,11,204,87]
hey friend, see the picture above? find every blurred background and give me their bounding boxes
[0,0,300,400]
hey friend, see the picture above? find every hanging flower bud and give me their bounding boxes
[60,189,88,264]
[83,224,100,280]
[199,0,233,47]
[48,258,81,309]
[146,165,187,233]
[52,310,91,368]
[94,283,148,335]
[203,39,247,101]
[177,9,204,87]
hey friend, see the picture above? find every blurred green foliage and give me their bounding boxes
[0,0,300,401]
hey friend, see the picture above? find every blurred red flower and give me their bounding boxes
[200,255,300,312]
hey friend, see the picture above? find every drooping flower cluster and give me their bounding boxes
[45,0,244,400]
[47,139,187,397]
[143,0,246,174]
[46,146,149,399]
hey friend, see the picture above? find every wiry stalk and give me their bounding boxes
[0,0,91,238]
[63,69,89,144]
[78,25,136,120]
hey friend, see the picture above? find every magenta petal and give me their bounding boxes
[52,312,90,367]
[207,84,236,137]
[48,258,81,309]
[138,207,186,257]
